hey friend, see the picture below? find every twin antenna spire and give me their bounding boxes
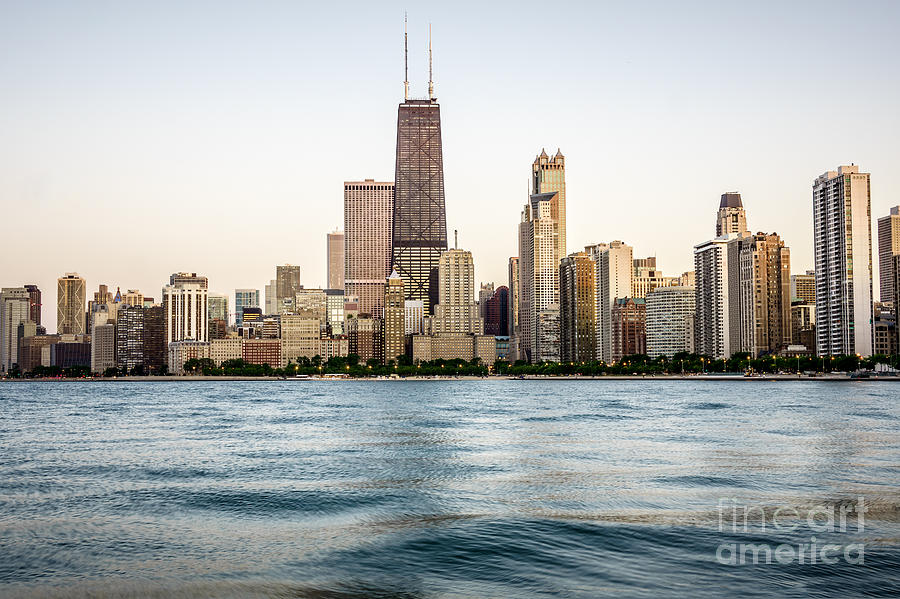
[403,14,434,102]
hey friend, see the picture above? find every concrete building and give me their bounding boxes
[588,241,633,363]
[327,229,345,291]
[208,293,228,326]
[646,286,696,358]
[50,336,91,369]
[168,341,210,375]
[533,149,566,266]
[345,180,394,318]
[169,272,208,289]
[325,289,347,336]
[560,252,596,363]
[813,165,873,356]
[57,273,86,335]
[877,206,900,305]
[319,336,349,361]
[275,265,302,314]
[347,316,382,363]
[383,271,406,363]
[632,257,680,298]
[518,191,561,362]
[210,338,243,365]
[534,305,560,362]
[24,284,41,326]
[294,288,327,324]
[790,271,816,304]
[18,334,59,373]
[122,289,144,307]
[478,283,495,321]
[405,300,425,335]
[116,304,166,373]
[243,339,281,367]
[694,234,743,359]
[1,287,30,373]
[716,192,748,237]
[264,280,277,315]
[508,256,519,360]
[412,334,496,364]
[428,249,483,335]
[790,302,816,354]
[163,281,208,348]
[483,286,509,337]
[611,298,646,362]
[738,233,792,357]
[90,306,117,373]
[235,289,259,326]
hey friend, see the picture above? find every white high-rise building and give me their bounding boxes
[428,249,483,335]
[813,165,873,356]
[1,287,30,373]
[646,286,696,358]
[163,281,208,347]
[694,234,743,359]
[587,241,633,363]
[90,306,117,374]
[518,192,561,362]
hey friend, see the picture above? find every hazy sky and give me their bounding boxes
[2,1,899,332]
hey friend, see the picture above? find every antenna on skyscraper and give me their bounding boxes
[404,13,409,101]
[428,23,434,100]
[454,229,458,249]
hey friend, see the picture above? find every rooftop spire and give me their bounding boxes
[404,13,409,101]
[428,23,434,100]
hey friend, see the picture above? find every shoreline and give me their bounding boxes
[2,374,898,382]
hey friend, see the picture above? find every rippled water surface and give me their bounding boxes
[1,380,899,597]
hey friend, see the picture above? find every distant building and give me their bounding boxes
[18,334,59,373]
[209,319,228,340]
[813,165,873,356]
[327,229,345,291]
[646,286,696,358]
[383,271,405,364]
[168,341,210,375]
[694,234,743,359]
[632,257,680,298]
[1,287,30,372]
[405,300,425,335]
[122,289,144,307]
[24,284,41,326]
[877,206,900,305]
[560,252,596,363]
[325,289,347,335]
[163,280,208,352]
[345,180,394,318]
[264,280,277,315]
[295,288,327,325]
[873,304,897,356]
[50,335,91,368]
[348,316,382,363]
[483,286,509,337]
[169,272,208,289]
[208,293,228,326]
[243,339,281,367]
[210,338,242,366]
[235,289,260,325]
[508,257,520,360]
[57,273,86,335]
[611,297,646,362]
[116,304,166,373]
[90,306,116,373]
[519,190,561,363]
[478,283,495,321]
[716,192,748,237]
[738,233,791,356]
[790,302,816,354]
[790,271,816,304]
[412,334,496,365]
[588,241,633,363]
[280,314,321,366]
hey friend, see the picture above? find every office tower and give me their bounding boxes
[90,306,116,374]
[560,252,596,363]
[611,298,646,362]
[738,233,791,356]
[18,334,60,373]
[383,271,406,363]
[207,293,228,327]
[116,304,165,373]
[1,288,30,373]
[275,265,302,313]
[122,289,144,307]
[348,316,382,363]
[50,338,91,368]
[325,289,347,335]
[428,249,483,335]
[478,283,495,321]
[24,284,41,326]
[327,229,345,291]
[162,280,208,347]
[518,192,561,362]
[873,306,897,356]
[280,314,322,366]
[877,206,900,305]
[392,30,447,316]
[344,180,395,317]
[295,289,327,324]
[646,286,696,358]
[716,192,748,237]
[694,234,743,359]
[235,289,260,326]
[790,271,816,304]
[87,284,117,333]
[405,300,425,335]
[790,302,816,353]
[508,257,519,360]
[264,280,277,315]
[57,273,86,335]
[483,286,509,337]
[632,257,680,298]
[813,165,874,356]
[533,149,566,261]
[894,255,900,351]
[169,272,208,289]
[588,241,634,363]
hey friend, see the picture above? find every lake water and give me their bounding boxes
[1,380,899,597]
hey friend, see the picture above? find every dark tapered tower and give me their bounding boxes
[392,24,447,314]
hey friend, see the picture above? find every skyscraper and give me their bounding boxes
[383,271,406,363]
[611,298,646,362]
[429,249,483,335]
[790,271,816,304]
[163,280,208,347]
[344,180,394,318]
[508,257,519,360]
[327,229,345,291]
[813,165,873,356]
[169,272,208,289]
[275,265,301,313]
[588,241,634,363]
[738,233,791,356]
[24,284,41,327]
[559,252,596,363]
[533,149,566,260]
[391,30,447,315]
[235,289,260,326]
[1,288,30,373]
[716,192,748,237]
[57,273,86,335]
[646,286,696,358]
[877,206,900,305]
[694,235,742,359]
[208,293,229,325]
[483,286,509,337]
[518,192,561,363]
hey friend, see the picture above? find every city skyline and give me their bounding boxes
[2,2,900,333]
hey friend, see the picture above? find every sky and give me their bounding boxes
[2,0,899,333]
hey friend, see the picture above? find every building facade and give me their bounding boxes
[716,192,748,237]
[611,297,646,362]
[327,229,345,291]
[738,233,791,357]
[383,271,406,363]
[234,289,259,326]
[483,286,509,337]
[344,180,394,318]
[163,281,208,349]
[559,252,596,363]
[646,286,696,358]
[1,287,30,373]
[518,192,561,362]
[533,149,566,265]
[694,235,742,359]
[790,271,816,304]
[877,206,900,305]
[813,165,874,356]
[589,241,634,363]
[57,273,86,335]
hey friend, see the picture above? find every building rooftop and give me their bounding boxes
[719,192,743,209]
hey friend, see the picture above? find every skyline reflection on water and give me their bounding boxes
[1,380,898,597]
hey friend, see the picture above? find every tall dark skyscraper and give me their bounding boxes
[391,23,447,315]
